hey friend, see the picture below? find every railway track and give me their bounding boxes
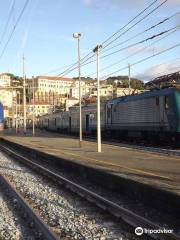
[0,173,58,240]
[0,143,179,240]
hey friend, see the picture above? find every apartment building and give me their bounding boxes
[0,74,13,119]
[90,84,113,99]
[27,76,75,95]
[0,73,11,87]
[65,97,79,111]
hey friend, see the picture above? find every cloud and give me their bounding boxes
[127,45,163,55]
[82,0,145,9]
[135,59,180,82]
[83,0,93,7]
[168,0,180,5]
[82,0,180,9]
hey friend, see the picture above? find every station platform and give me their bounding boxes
[1,129,180,196]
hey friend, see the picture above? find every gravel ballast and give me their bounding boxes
[0,150,136,240]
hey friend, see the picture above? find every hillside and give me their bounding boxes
[106,76,144,90]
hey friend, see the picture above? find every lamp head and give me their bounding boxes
[73,33,81,39]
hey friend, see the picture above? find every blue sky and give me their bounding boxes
[0,0,179,81]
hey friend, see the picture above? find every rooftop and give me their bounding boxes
[36,76,75,81]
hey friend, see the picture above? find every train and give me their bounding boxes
[37,88,180,143]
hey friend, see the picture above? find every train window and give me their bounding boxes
[156,97,159,106]
[164,96,169,109]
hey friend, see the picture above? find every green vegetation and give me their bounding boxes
[73,76,96,84]
[106,76,144,90]
[74,75,144,90]
[5,73,23,87]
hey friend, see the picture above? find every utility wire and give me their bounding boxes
[103,0,168,49]
[101,25,179,59]
[0,0,16,45]
[133,58,180,81]
[101,43,180,79]
[102,11,180,54]
[101,0,158,46]
[41,62,78,76]
[56,0,163,78]
[92,27,180,76]
[57,25,180,78]
[0,0,30,60]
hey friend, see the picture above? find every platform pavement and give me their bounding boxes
[1,128,180,196]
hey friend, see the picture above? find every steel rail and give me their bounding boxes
[0,173,59,240]
[0,144,179,240]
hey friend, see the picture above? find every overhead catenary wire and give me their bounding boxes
[41,62,79,76]
[133,58,180,82]
[102,11,180,54]
[54,0,164,78]
[100,25,180,60]
[101,43,180,80]
[0,0,30,60]
[56,25,180,78]
[101,0,159,46]
[87,27,180,78]
[0,0,16,45]
[102,0,168,49]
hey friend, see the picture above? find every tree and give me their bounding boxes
[106,75,144,90]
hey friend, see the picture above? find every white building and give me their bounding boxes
[90,84,113,98]
[70,81,94,99]
[27,76,75,96]
[0,74,13,118]
[65,97,79,111]
[0,73,11,87]
[0,90,13,108]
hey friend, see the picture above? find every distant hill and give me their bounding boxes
[106,76,144,90]
[74,76,144,90]
[73,76,96,84]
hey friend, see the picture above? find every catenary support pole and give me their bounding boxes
[32,76,35,136]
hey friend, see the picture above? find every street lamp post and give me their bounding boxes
[93,44,102,153]
[15,91,18,134]
[73,32,82,147]
[23,55,26,134]
[32,76,35,136]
